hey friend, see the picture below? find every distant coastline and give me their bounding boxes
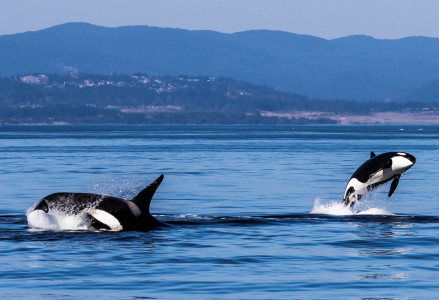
[3,111,439,126]
[1,73,438,126]
[261,111,439,125]
[2,23,439,125]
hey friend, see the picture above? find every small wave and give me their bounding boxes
[309,197,391,216]
[175,214,211,219]
[20,209,439,233]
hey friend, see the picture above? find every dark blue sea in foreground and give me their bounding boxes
[1,124,439,299]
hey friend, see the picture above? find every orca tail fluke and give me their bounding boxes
[388,175,400,197]
[131,174,164,213]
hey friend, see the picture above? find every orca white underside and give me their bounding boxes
[343,152,415,206]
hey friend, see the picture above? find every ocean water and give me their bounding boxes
[1,124,439,299]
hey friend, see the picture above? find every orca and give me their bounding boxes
[29,174,164,231]
[343,152,415,207]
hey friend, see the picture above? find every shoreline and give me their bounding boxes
[261,111,439,125]
[1,111,439,126]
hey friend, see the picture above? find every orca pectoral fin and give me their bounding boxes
[388,175,401,197]
[370,151,376,158]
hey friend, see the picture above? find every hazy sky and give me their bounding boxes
[1,0,438,39]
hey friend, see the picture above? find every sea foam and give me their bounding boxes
[26,207,89,231]
[310,197,392,216]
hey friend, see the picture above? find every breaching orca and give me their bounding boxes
[29,174,164,231]
[343,152,415,207]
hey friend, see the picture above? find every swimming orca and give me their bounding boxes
[343,152,415,207]
[29,174,164,231]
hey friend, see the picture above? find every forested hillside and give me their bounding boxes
[1,23,439,101]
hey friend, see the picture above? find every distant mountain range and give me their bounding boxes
[1,23,439,102]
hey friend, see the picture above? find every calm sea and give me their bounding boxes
[1,125,439,299]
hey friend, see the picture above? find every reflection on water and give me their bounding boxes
[355,222,415,239]
[359,272,411,281]
[344,222,415,257]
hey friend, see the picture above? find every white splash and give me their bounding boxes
[88,176,140,200]
[310,197,392,216]
[26,208,89,231]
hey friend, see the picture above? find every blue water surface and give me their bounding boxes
[1,125,439,299]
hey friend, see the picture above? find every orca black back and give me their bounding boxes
[30,174,165,231]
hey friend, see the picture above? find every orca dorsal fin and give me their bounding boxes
[131,174,164,214]
[370,152,376,159]
[388,174,401,197]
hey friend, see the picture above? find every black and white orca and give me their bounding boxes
[343,152,416,207]
[29,174,164,231]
